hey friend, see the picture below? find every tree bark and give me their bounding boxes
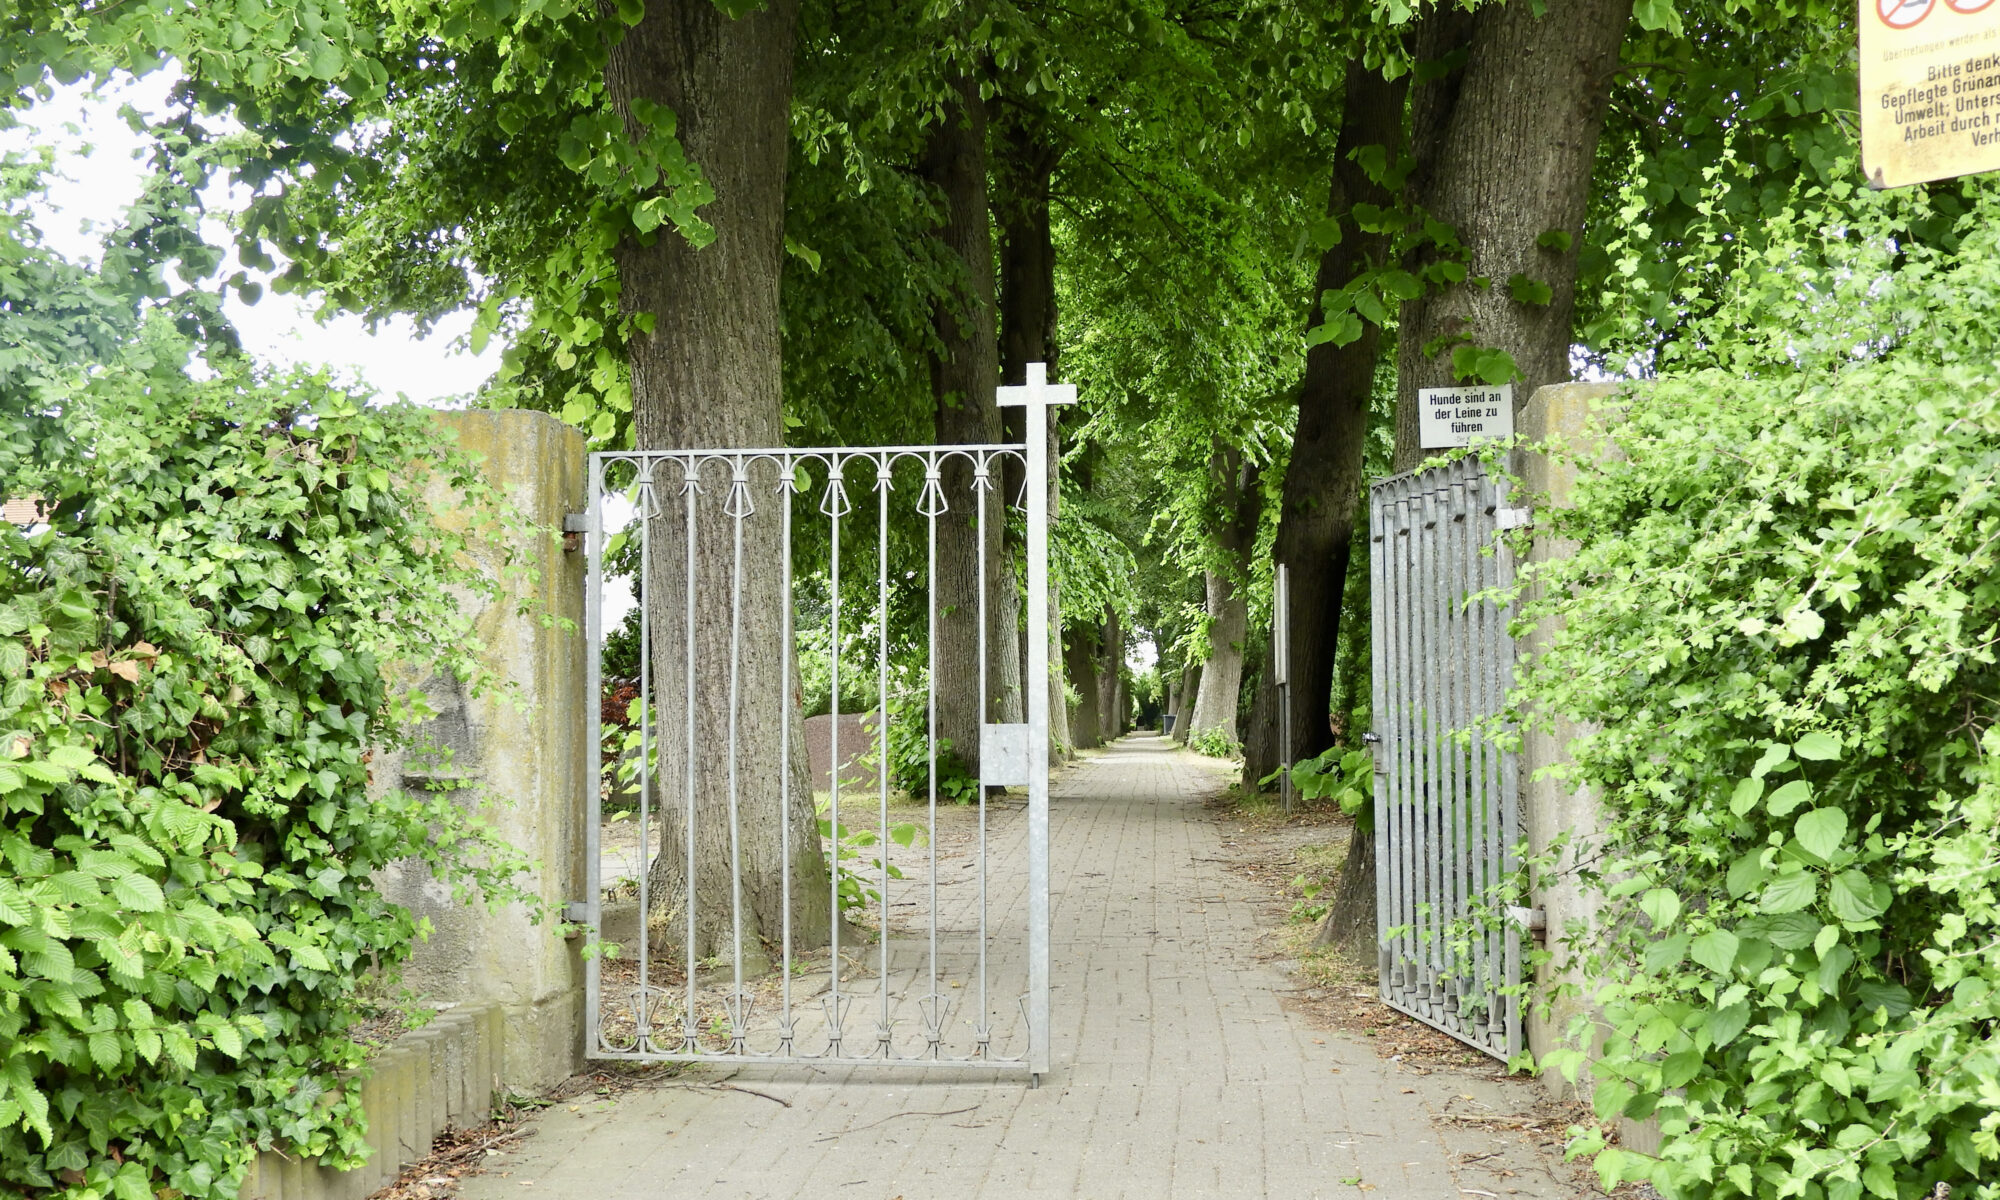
[995,111,1070,758]
[1241,59,1406,793]
[1172,664,1199,745]
[922,72,1023,778]
[608,0,830,966]
[1189,448,1262,745]
[1390,0,1632,471]
[1064,626,1102,749]
[1096,606,1123,739]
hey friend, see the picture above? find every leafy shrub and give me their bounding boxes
[1185,724,1242,760]
[1518,367,2000,1198]
[1276,745,1374,829]
[0,314,535,1197]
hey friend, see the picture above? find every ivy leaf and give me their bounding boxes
[1794,807,1848,862]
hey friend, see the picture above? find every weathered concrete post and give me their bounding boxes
[374,409,588,1093]
[1511,382,1659,1151]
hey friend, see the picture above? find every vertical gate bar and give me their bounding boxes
[1024,387,1053,1080]
[1368,488,1391,993]
[1277,564,1292,815]
[976,453,991,1055]
[726,458,747,1049]
[1439,466,1459,1021]
[1449,464,1471,1027]
[926,455,941,1057]
[1462,461,1489,1046]
[1495,467,1524,1058]
[779,456,794,1052]
[584,455,604,1055]
[634,464,655,1047]
[827,458,845,1055]
[876,454,892,1055]
[1394,476,1417,1003]
[1383,480,1404,1000]
[1416,478,1432,1012]
[1477,462,1502,1049]
[683,458,700,1050]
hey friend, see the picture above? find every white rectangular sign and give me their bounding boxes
[1418,383,1513,450]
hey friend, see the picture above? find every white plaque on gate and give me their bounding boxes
[981,723,1033,786]
[1418,383,1513,449]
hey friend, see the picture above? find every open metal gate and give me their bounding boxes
[579,367,1070,1080]
[1369,455,1523,1059]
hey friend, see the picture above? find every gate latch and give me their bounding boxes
[1495,507,1534,531]
[1507,905,1547,940]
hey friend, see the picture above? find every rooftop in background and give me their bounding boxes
[3,497,44,526]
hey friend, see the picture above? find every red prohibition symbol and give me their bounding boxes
[1946,0,1995,13]
[1879,0,1935,27]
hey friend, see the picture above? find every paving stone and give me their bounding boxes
[464,736,1582,1199]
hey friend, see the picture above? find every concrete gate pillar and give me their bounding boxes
[373,409,588,1093]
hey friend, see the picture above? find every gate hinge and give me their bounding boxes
[562,901,590,926]
[1495,507,1534,531]
[561,513,590,553]
[1507,905,1547,939]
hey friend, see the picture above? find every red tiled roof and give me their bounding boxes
[2,497,43,525]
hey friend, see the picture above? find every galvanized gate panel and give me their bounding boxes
[1370,456,1521,1060]
[580,372,1066,1080]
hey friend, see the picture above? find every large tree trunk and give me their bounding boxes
[1241,60,1406,795]
[1172,663,1199,745]
[1390,0,1632,471]
[1096,606,1123,739]
[922,72,1023,778]
[609,0,830,966]
[995,111,1070,758]
[1188,449,1261,745]
[1064,627,1102,749]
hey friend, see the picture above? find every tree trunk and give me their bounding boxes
[1390,0,1632,471]
[609,0,830,966]
[1241,60,1406,792]
[1191,447,1262,745]
[995,112,1070,759]
[923,72,1022,778]
[1064,627,1102,749]
[1096,606,1123,739]
[1172,664,1199,745]
[1314,830,1377,954]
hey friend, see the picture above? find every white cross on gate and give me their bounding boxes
[995,361,1078,411]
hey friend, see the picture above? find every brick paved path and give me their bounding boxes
[463,736,1580,1200]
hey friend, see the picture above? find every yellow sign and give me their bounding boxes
[1860,0,2000,188]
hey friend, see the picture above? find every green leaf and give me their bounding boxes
[1706,1001,1752,1047]
[1795,806,1850,860]
[1690,929,1740,974]
[1507,273,1553,306]
[1759,869,1817,914]
[1829,870,1887,923]
[1639,888,1681,928]
[1793,731,1841,761]
[1632,0,1683,34]
[88,1030,120,1072]
[1535,229,1574,252]
[1766,779,1813,817]
[110,874,165,913]
[1728,777,1764,816]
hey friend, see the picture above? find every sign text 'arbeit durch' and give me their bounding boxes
[1417,384,1514,451]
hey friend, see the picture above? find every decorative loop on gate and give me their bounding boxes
[723,461,756,519]
[678,458,703,496]
[819,467,852,518]
[874,456,895,490]
[916,464,949,517]
[633,477,662,521]
[777,459,804,496]
[971,453,997,494]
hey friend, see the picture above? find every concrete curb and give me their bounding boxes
[238,1003,506,1200]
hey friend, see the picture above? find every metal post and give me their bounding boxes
[1274,563,1291,815]
[998,362,1075,1083]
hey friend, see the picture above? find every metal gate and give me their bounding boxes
[579,367,1070,1080]
[1369,455,1523,1059]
